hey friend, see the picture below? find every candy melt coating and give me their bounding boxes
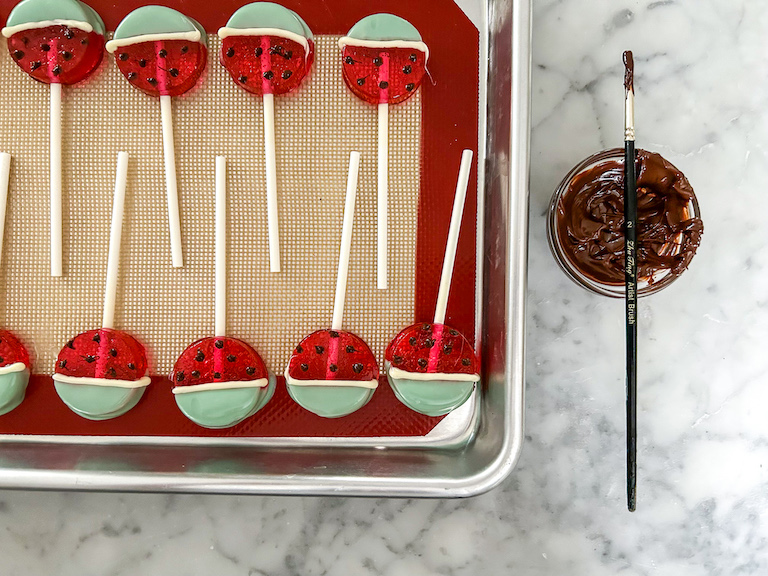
[109,6,207,98]
[3,0,105,85]
[171,337,273,429]
[385,323,479,416]
[340,14,427,106]
[219,2,313,96]
[0,330,31,416]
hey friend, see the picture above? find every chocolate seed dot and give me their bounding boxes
[48,64,60,75]
[62,51,72,61]
[12,50,23,60]
[227,354,236,362]
[128,363,136,370]
[158,49,167,58]
[410,54,417,62]
[422,323,431,331]
[449,330,458,336]
[353,363,364,374]
[92,333,101,343]
[373,56,383,66]
[425,339,435,348]
[239,75,247,83]
[41,44,50,52]
[176,372,185,382]
[418,358,428,368]
[329,331,339,338]
[0,357,4,364]
[344,56,354,65]
[406,83,415,91]
[378,81,389,90]
[214,372,221,379]
[300,363,309,371]
[443,345,453,354]
[109,348,117,357]
[409,337,417,346]
[356,78,365,86]
[127,72,137,80]
[284,50,293,60]
[108,367,117,378]
[119,52,129,61]
[195,351,205,362]
[393,355,403,364]
[226,47,235,58]
[263,70,274,80]
[191,370,200,378]
[30,61,41,71]
[296,345,303,354]
[21,37,28,45]
[85,355,96,363]
[66,340,75,349]
[329,364,338,372]
[80,38,88,45]
[139,59,147,67]
[255,47,263,57]
[169,68,179,77]
[346,346,355,353]
[181,45,189,53]
[245,366,255,375]
[215,340,224,349]
[315,345,324,354]
[462,357,471,366]
[147,78,158,86]
[64,29,75,40]
[282,70,292,79]
[59,359,67,368]
[403,65,412,74]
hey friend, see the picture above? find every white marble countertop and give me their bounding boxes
[2,0,766,573]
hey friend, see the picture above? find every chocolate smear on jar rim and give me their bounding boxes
[555,149,703,286]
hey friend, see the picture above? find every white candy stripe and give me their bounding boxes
[52,373,151,389]
[285,368,378,389]
[388,365,480,383]
[2,20,94,38]
[173,379,269,394]
[0,362,27,375]
[105,31,202,53]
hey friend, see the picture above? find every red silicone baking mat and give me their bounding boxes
[0,0,478,437]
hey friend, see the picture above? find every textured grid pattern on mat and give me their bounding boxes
[0,35,420,376]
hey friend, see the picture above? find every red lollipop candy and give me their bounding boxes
[2,0,105,277]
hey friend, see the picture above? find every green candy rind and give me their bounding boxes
[5,0,105,36]
[345,14,422,43]
[0,369,30,416]
[286,383,374,419]
[386,363,475,417]
[113,5,207,47]
[175,374,276,429]
[225,2,311,39]
[54,381,147,421]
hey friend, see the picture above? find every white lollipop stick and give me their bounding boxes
[331,151,361,331]
[214,156,227,338]
[50,83,62,277]
[0,153,11,266]
[263,93,280,273]
[160,94,184,268]
[433,149,473,326]
[377,102,389,290]
[102,152,129,330]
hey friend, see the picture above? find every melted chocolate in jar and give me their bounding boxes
[556,149,703,285]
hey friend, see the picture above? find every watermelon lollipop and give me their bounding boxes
[2,0,105,277]
[385,150,479,417]
[106,7,208,269]
[0,153,31,416]
[285,152,379,418]
[339,14,428,290]
[171,157,275,428]
[53,152,152,420]
[218,2,315,273]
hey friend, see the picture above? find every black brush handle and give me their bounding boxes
[624,140,638,512]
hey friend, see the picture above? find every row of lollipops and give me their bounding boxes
[0,149,479,428]
[3,0,429,290]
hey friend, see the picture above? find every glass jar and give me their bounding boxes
[546,148,702,298]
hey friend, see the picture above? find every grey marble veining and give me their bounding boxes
[2,0,767,574]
